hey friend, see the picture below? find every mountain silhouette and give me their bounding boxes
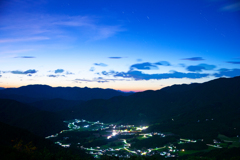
[1,76,240,143]
[58,76,240,139]
[0,85,133,103]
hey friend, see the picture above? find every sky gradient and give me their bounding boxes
[0,0,240,92]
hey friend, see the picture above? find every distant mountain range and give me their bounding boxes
[0,76,240,140]
[0,85,133,103]
[57,76,240,139]
[0,85,134,136]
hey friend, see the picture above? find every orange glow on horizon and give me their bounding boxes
[0,84,150,92]
[0,83,160,93]
[119,89,145,93]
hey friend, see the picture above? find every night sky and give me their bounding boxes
[0,0,240,92]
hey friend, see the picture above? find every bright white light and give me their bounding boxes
[112,130,117,136]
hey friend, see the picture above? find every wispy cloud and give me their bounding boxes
[94,63,108,67]
[47,74,65,78]
[0,49,33,55]
[214,68,240,77]
[114,70,210,80]
[92,25,124,40]
[102,70,115,76]
[220,2,240,12]
[52,16,94,27]
[75,78,109,83]
[226,61,240,64]
[89,67,95,71]
[55,69,64,74]
[48,75,57,77]
[108,57,124,59]
[47,69,73,76]
[130,62,159,70]
[75,77,126,83]
[181,57,205,61]
[155,61,171,66]
[179,63,186,67]
[66,71,73,75]
[0,37,49,43]
[14,56,36,58]
[101,69,210,80]
[130,61,171,70]
[186,64,216,72]
[0,13,124,42]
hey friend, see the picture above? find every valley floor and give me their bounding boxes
[46,119,240,159]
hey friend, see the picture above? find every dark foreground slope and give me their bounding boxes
[11,111,68,137]
[59,76,240,138]
[0,99,39,124]
[29,98,84,112]
[0,84,133,103]
[0,121,92,160]
[0,99,67,137]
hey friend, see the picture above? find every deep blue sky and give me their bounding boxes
[0,0,240,91]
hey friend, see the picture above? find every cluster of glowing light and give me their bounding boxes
[120,125,134,128]
[206,144,222,148]
[180,138,190,141]
[124,147,137,154]
[60,130,67,133]
[140,133,152,138]
[75,119,81,123]
[136,126,148,131]
[68,122,80,129]
[112,130,117,136]
[141,152,147,155]
[55,142,71,148]
[107,130,119,139]
[45,133,58,139]
[180,138,196,143]
[160,152,167,156]
[61,144,70,148]
[47,119,203,158]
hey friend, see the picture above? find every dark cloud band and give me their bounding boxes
[130,61,171,70]
[114,70,209,80]
[14,56,36,58]
[227,61,240,64]
[108,57,123,59]
[214,68,240,77]
[55,69,64,74]
[182,57,205,61]
[11,69,37,74]
[186,64,216,72]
